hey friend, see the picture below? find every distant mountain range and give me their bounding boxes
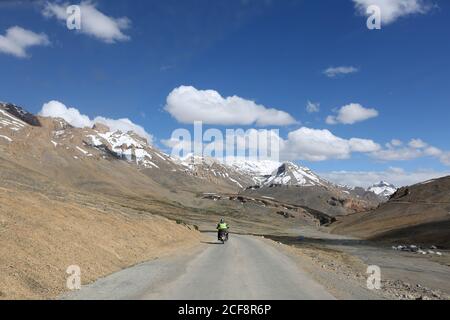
[0,101,396,218]
[1,101,448,248]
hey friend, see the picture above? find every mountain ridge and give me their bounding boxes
[0,101,384,213]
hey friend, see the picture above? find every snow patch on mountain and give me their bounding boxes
[84,129,159,167]
[0,109,27,131]
[367,181,397,198]
[226,158,282,176]
[0,135,13,142]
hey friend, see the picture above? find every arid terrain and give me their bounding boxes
[331,176,450,248]
[0,103,449,300]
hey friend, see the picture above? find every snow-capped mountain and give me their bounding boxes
[84,128,168,169]
[174,154,256,188]
[1,102,179,170]
[225,158,282,185]
[367,181,397,199]
[0,102,393,200]
[262,162,329,187]
[226,158,282,176]
[0,102,41,127]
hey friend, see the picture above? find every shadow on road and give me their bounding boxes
[201,241,224,245]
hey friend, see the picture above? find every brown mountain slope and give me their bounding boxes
[330,176,450,247]
[0,154,203,299]
[2,103,331,298]
[242,185,378,217]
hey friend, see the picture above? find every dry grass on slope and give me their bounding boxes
[0,186,201,299]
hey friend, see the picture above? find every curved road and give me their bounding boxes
[63,234,335,300]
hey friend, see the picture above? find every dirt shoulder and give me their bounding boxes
[0,186,201,300]
[263,230,450,300]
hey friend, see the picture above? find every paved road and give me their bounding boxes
[62,234,335,300]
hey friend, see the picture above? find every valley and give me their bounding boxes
[0,102,449,300]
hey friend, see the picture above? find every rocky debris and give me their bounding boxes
[392,244,444,256]
[382,280,449,300]
[286,242,449,300]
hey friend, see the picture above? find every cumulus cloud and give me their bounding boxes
[162,125,379,163]
[326,103,379,125]
[353,0,433,25]
[321,167,449,189]
[323,66,359,78]
[39,100,153,143]
[349,138,381,153]
[371,138,450,166]
[42,1,130,43]
[0,26,50,58]
[165,86,297,126]
[306,101,320,113]
[282,127,380,161]
[162,127,283,161]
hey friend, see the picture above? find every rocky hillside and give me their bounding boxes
[331,176,450,248]
[0,102,253,194]
[1,102,316,299]
[0,101,330,231]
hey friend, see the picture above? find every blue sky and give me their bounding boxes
[0,0,449,186]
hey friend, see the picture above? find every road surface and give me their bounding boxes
[62,234,335,300]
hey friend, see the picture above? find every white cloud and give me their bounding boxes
[424,146,442,157]
[282,127,379,161]
[387,139,403,148]
[0,26,50,58]
[371,147,423,161]
[43,1,130,43]
[349,138,381,153]
[371,139,450,166]
[162,128,284,163]
[326,103,379,125]
[306,101,320,113]
[440,152,450,166]
[165,86,297,126]
[323,66,359,78]
[162,125,378,163]
[353,0,433,25]
[408,138,427,149]
[39,100,153,143]
[321,167,449,189]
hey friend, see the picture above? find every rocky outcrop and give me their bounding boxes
[92,123,110,134]
[1,103,41,127]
